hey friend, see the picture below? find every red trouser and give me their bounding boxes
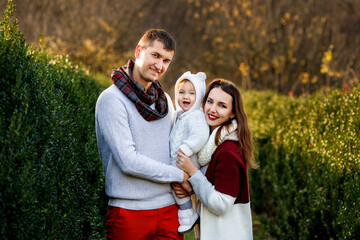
[106,204,184,240]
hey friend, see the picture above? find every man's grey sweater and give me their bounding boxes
[95,85,184,210]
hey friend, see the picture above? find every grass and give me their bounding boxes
[185,230,195,239]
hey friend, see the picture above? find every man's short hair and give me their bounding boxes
[138,29,176,52]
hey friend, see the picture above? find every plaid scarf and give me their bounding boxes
[111,59,168,121]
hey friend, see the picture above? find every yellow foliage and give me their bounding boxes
[321,64,329,74]
[250,35,255,43]
[246,9,252,17]
[284,12,291,20]
[260,63,269,72]
[299,72,310,84]
[289,36,295,47]
[335,72,342,78]
[279,56,286,66]
[98,19,112,33]
[233,8,239,17]
[311,76,318,84]
[239,62,250,77]
[213,37,223,43]
[84,39,96,52]
[242,2,250,9]
[287,49,293,59]
[323,50,332,63]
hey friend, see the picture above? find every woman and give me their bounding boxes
[174,79,258,239]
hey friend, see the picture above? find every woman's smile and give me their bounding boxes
[207,113,218,121]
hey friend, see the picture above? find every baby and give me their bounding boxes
[170,71,210,234]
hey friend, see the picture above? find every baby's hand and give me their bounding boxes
[172,182,189,198]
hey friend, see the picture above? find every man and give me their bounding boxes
[95,29,190,239]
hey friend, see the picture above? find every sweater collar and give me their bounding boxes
[198,119,238,166]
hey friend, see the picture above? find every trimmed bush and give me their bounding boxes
[245,86,360,239]
[0,2,106,239]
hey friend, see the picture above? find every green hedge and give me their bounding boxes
[0,2,106,239]
[245,86,360,239]
[2,1,359,239]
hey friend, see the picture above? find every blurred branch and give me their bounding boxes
[6,0,360,95]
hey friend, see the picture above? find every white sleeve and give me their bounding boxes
[179,110,210,156]
[189,170,235,216]
[207,189,236,216]
[96,90,184,183]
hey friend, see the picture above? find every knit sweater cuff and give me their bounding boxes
[179,144,194,157]
[188,170,214,206]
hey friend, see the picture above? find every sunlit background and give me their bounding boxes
[1,0,359,239]
[1,0,359,96]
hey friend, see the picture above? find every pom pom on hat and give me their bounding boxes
[195,72,206,82]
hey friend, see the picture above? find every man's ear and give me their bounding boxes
[135,45,142,58]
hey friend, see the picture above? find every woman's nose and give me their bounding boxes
[209,105,216,112]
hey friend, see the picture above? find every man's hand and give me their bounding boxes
[181,172,193,194]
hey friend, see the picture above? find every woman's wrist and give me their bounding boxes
[188,168,198,177]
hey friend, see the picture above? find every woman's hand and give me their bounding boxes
[176,150,199,176]
[172,182,189,198]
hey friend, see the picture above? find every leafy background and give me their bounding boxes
[1,0,359,95]
[1,0,359,239]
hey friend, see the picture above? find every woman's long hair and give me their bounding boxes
[202,79,258,169]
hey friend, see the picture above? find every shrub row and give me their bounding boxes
[244,86,360,239]
[2,2,359,239]
[0,3,106,239]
